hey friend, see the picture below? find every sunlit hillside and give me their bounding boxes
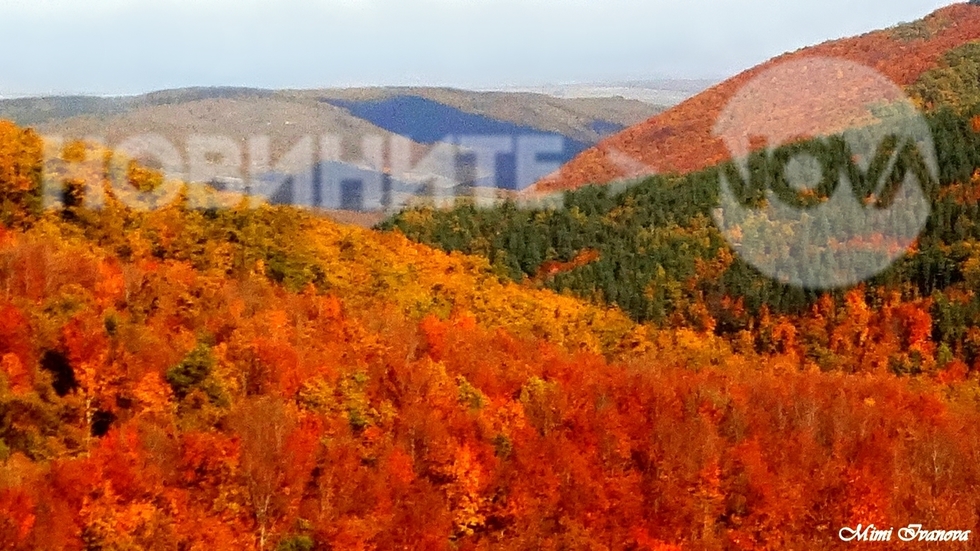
[0,94,979,550]
[533,3,980,194]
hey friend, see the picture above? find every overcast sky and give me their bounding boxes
[0,0,957,97]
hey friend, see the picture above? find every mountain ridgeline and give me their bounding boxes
[532,2,980,194]
[0,88,664,216]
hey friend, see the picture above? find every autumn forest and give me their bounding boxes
[5,4,980,551]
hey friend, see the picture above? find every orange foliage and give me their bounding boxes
[0,120,978,549]
[533,4,980,193]
[534,248,601,280]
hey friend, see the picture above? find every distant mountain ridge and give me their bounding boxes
[0,86,664,148]
[0,86,666,217]
[0,87,278,126]
[494,79,719,106]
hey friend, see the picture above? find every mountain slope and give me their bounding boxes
[2,87,664,171]
[382,3,980,376]
[322,94,592,190]
[532,2,980,194]
[306,87,663,145]
[29,95,430,175]
[4,110,980,548]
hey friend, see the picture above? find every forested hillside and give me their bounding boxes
[385,36,980,379]
[532,3,980,194]
[1,96,980,549]
[7,10,980,548]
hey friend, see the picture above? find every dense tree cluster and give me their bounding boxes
[0,186,977,548]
